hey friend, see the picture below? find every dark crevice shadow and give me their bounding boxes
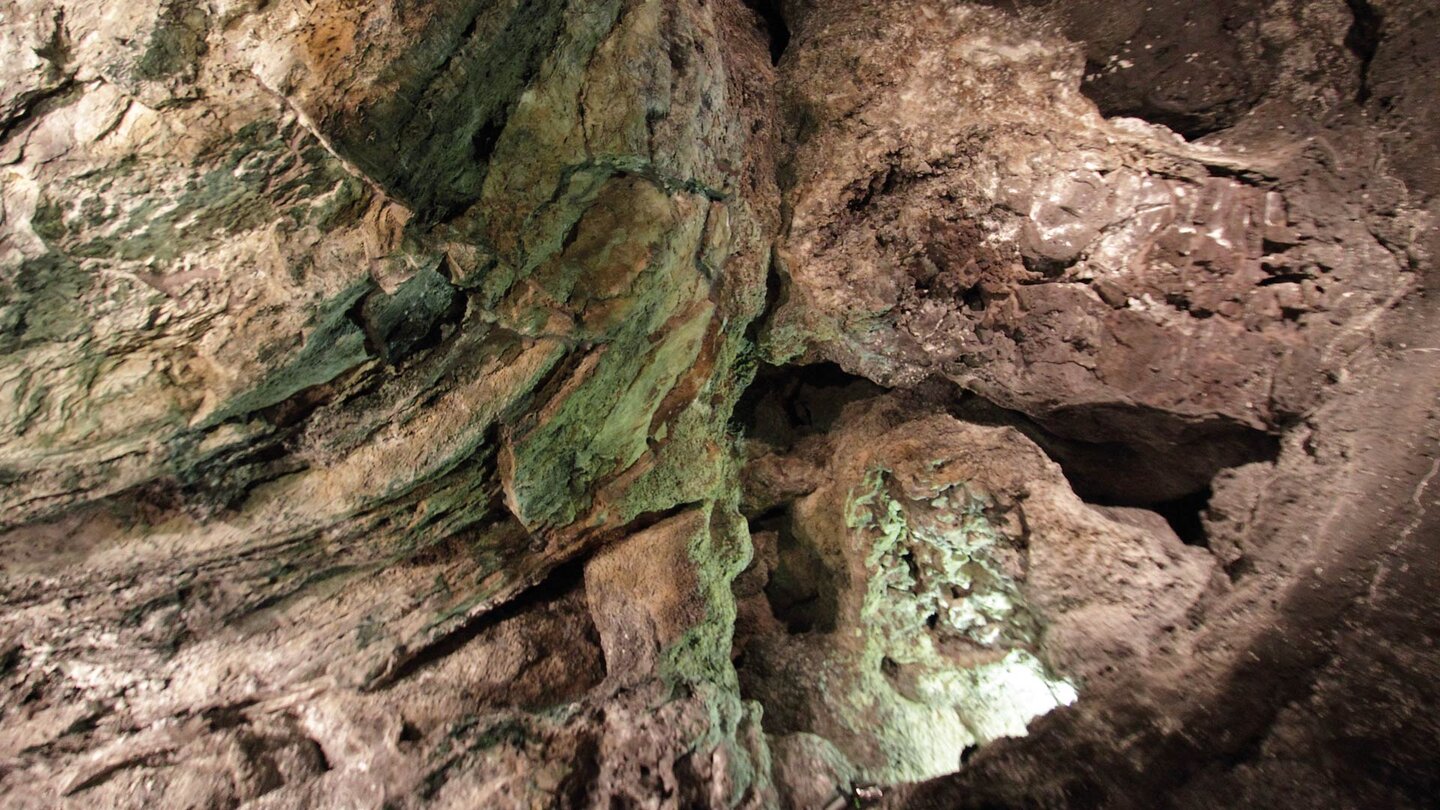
[742,0,791,65]
[1090,487,1215,548]
[733,361,886,451]
[362,558,590,691]
[1344,0,1383,104]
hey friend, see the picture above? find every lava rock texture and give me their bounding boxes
[0,0,1435,807]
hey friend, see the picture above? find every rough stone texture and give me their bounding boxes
[735,392,1212,783]
[1,0,1438,807]
[2,0,780,805]
[764,0,1427,503]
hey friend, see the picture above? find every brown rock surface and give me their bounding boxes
[2,0,780,805]
[764,0,1427,502]
[1,0,1437,807]
[735,392,1214,783]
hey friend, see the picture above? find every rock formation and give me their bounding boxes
[0,0,1435,807]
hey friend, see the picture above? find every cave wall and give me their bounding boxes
[0,0,1436,807]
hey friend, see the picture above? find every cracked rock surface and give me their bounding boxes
[1,0,1437,807]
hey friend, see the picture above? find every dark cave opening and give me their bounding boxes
[735,361,1273,551]
[1150,487,1213,547]
[1343,0,1383,104]
[733,361,886,450]
[762,515,841,635]
[742,0,791,65]
[1060,0,1272,141]
[1089,487,1216,548]
[947,396,1278,506]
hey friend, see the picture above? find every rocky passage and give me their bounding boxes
[0,0,1436,807]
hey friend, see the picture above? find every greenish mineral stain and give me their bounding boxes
[137,2,209,81]
[360,263,461,365]
[334,0,576,216]
[655,498,773,806]
[203,281,374,426]
[0,253,93,352]
[836,466,1078,782]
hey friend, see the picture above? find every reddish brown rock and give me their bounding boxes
[764,0,1426,501]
